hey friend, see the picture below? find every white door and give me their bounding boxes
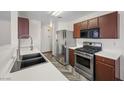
[41,25,52,52]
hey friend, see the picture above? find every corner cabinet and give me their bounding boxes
[95,55,120,81]
[99,12,118,38]
[18,17,29,39]
[69,49,75,67]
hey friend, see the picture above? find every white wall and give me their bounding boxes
[57,21,73,31]
[69,11,124,80]
[52,21,58,56]
[11,11,18,48]
[41,23,52,52]
[0,21,10,46]
[30,20,41,50]
[20,20,41,50]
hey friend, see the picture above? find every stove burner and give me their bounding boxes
[76,45,101,54]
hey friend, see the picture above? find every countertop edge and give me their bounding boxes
[95,51,121,60]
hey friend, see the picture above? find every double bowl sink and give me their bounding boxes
[11,53,47,73]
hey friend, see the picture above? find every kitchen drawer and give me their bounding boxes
[95,55,115,66]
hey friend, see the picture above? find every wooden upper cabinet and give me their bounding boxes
[73,12,118,39]
[18,17,29,39]
[99,12,118,38]
[88,18,98,29]
[73,22,81,38]
[80,21,88,30]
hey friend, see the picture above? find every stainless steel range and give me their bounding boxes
[75,42,102,80]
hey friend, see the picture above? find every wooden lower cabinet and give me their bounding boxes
[95,55,120,81]
[96,60,115,80]
[69,49,75,67]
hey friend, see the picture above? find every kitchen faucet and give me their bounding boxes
[17,35,33,61]
[29,36,33,51]
[16,35,33,71]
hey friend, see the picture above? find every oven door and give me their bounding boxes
[75,52,94,75]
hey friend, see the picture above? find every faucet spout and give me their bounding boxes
[29,36,33,50]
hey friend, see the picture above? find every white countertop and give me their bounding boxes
[6,62,68,81]
[0,45,16,76]
[0,47,68,81]
[69,45,82,50]
[95,50,121,60]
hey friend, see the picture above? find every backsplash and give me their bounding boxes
[76,39,123,52]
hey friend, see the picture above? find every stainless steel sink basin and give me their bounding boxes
[10,53,47,73]
[21,53,46,69]
[22,53,42,60]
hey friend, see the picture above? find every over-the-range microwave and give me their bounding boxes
[80,28,100,38]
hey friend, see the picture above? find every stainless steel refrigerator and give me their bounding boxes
[56,30,76,65]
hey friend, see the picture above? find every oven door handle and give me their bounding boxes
[75,53,93,59]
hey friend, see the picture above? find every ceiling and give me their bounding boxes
[18,11,95,22]
[0,11,95,22]
[55,11,95,21]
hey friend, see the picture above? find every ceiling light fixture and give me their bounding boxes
[52,11,58,16]
[51,11,63,16]
[55,11,63,16]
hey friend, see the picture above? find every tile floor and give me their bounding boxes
[43,52,88,81]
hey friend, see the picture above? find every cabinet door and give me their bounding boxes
[99,12,118,38]
[80,21,88,30]
[88,18,98,29]
[69,49,75,67]
[18,17,29,39]
[96,61,115,81]
[73,23,81,38]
